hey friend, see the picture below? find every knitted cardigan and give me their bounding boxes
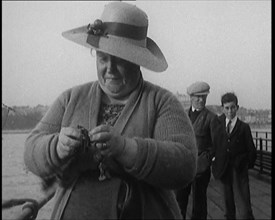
[24,79,197,219]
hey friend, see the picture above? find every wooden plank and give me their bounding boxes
[249,173,271,195]
[207,198,224,219]
[207,178,225,219]
[251,200,271,219]
[185,171,271,220]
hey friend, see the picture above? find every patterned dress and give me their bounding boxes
[98,103,125,126]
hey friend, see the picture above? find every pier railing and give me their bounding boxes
[251,131,272,176]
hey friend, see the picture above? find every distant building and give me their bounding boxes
[174,92,271,125]
[244,115,257,123]
[175,92,190,110]
[267,110,272,123]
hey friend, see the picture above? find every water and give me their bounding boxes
[2,133,53,220]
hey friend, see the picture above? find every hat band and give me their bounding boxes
[104,22,147,40]
[86,21,148,48]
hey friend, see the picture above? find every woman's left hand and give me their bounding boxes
[89,125,126,159]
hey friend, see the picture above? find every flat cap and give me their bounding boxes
[187,81,210,96]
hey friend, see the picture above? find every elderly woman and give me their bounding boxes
[24,2,197,219]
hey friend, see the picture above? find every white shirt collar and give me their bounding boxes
[191,106,201,112]
[226,116,238,129]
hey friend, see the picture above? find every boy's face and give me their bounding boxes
[222,101,239,120]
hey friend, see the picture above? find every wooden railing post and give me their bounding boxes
[255,131,258,150]
[265,132,268,151]
[259,138,263,174]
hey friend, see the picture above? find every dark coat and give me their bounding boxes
[188,107,216,174]
[211,114,257,179]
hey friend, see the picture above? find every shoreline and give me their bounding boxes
[2,124,271,132]
[2,124,271,135]
[2,129,32,134]
[250,124,271,130]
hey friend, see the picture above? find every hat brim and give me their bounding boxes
[190,91,210,96]
[62,26,168,72]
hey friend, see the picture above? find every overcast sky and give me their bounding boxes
[2,1,271,109]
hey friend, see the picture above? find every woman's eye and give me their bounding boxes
[98,56,108,63]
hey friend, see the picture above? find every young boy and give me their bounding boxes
[211,92,257,220]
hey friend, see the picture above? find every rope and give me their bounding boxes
[20,201,39,220]
[2,198,38,209]
[2,188,56,220]
[2,198,39,220]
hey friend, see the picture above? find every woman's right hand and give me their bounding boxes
[56,127,83,160]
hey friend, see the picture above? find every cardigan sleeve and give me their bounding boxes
[24,94,68,179]
[125,93,197,190]
[24,81,105,186]
[24,82,99,181]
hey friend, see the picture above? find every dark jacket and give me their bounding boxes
[188,107,216,174]
[211,114,257,179]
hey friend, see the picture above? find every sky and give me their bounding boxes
[2,1,271,110]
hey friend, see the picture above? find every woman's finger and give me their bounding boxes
[89,131,111,142]
[95,142,110,151]
[60,134,81,148]
[61,127,82,140]
[89,125,111,135]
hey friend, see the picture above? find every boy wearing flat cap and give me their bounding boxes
[176,81,216,220]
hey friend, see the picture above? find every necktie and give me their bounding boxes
[190,110,200,123]
[226,120,232,135]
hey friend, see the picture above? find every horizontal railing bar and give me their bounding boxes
[253,137,272,142]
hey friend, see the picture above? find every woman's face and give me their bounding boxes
[96,51,141,100]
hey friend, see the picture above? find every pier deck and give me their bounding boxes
[186,169,271,220]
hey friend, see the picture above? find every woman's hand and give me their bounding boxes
[89,125,137,168]
[89,125,125,158]
[57,127,82,160]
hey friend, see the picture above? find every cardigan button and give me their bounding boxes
[226,148,230,152]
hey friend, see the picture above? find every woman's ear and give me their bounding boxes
[90,48,96,57]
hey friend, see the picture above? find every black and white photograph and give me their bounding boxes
[2,1,271,219]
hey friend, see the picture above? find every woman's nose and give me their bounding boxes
[108,56,116,68]
[106,56,117,72]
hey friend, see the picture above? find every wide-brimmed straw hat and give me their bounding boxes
[62,2,168,72]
